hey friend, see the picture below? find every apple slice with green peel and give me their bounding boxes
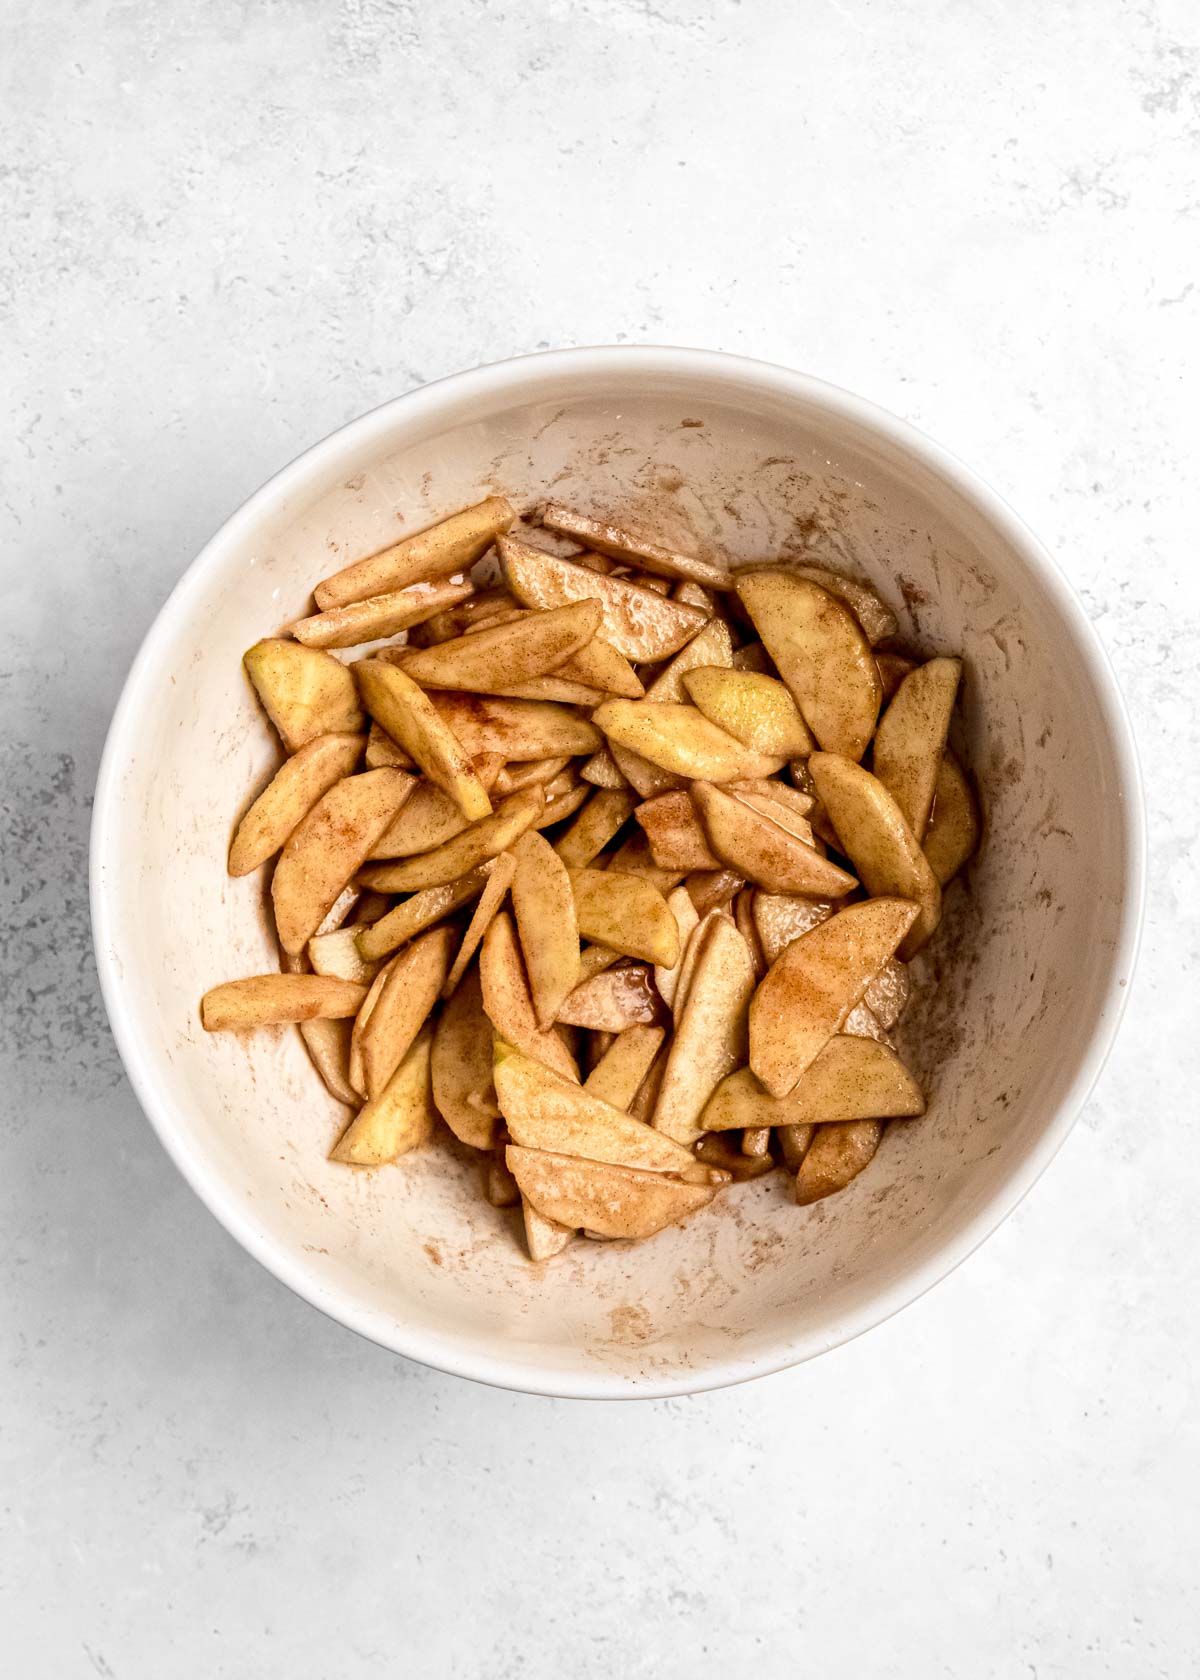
[498,535,711,662]
[359,924,454,1098]
[795,1120,883,1204]
[478,911,578,1081]
[702,1036,923,1130]
[752,891,836,966]
[510,830,581,1029]
[691,781,859,898]
[315,496,515,610]
[807,753,942,957]
[643,618,735,702]
[635,790,721,871]
[555,964,660,1031]
[592,700,786,782]
[653,884,701,1009]
[425,691,601,761]
[228,732,367,876]
[569,868,680,967]
[431,967,499,1149]
[871,656,962,838]
[555,789,638,868]
[682,668,815,758]
[272,768,415,954]
[749,897,919,1097]
[329,1024,436,1166]
[291,578,475,650]
[200,973,367,1032]
[923,750,980,885]
[243,639,365,752]
[735,570,881,761]
[356,660,492,821]
[506,1146,716,1240]
[540,503,733,591]
[789,564,898,646]
[396,599,602,693]
[652,914,756,1145]
[583,1024,666,1110]
[359,787,543,894]
[356,862,497,962]
[495,1042,706,1178]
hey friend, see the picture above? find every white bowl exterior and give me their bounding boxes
[91,350,1143,1397]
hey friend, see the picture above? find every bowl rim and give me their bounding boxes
[90,345,1147,1400]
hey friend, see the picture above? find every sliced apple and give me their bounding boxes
[426,691,601,761]
[431,966,499,1149]
[368,758,503,859]
[329,1024,436,1165]
[685,868,744,915]
[495,756,571,795]
[396,599,602,693]
[732,641,772,673]
[510,830,581,1028]
[634,790,720,871]
[735,570,881,761]
[652,915,756,1145]
[272,768,415,954]
[644,618,735,702]
[540,503,733,590]
[356,863,495,962]
[606,830,686,894]
[569,868,680,966]
[691,781,858,898]
[751,891,836,966]
[733,888,767,978]
[872,657,962,837]
[807,753,942,957]
[555,789,638,868]
[228,732,367,876]
[498,535,710,662]
[795,1120,883,1204]
[478,910,578,1081]
[298,1017,360,1106]
[692,1132,775,1182]
[682,668,815,758]
[496,677,605,705]
[536,777,589,828]
[608,742,687,799]
[307,926,381,985]
[653,885,701,1009]
[356,660,492,821]
[555,964,660,1031]
[201,973,367,1031]
[876,651,917,702]
[863,957,910,1030]
[441,851,516,997]
[243,638,365,752]
[507,1146,715,1240]
[359,787,543,893]
[702,1036,922,1130]
[789,564,898,646]
[579,747,630,789]
[495,1043,704,1178]
[411,586,520,645]
[358,924,453,1098]
[315,496,515,610]
[364,722,415,769]
[558,635,644,698]
[777,1121,815,1173]
[593,700,786,782]
[291,578,475,650]
[523,1201,574,1260]
[748,898,919,1096]
[583,1024,666,1110]
[923,750,980,885]
[348,960,389,1097]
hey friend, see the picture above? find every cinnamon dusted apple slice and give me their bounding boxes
[478,910,578,1081]
[555,789,638,868]
[356,660,492,821]
[691,782,858,898]
[506,1146,716,1241]
[751,892,836,966]
[652,885,701,1010]
[200,973,367,1031]
[228,732,367,876]
[431,967,500,1150]
[582,1024,666,1110]
[244,639,365,751]
[702,1036,923,1130]
[359,787,543,893]
[795,1120,883,1204]
[329,1024,436,1166]
[359,924,454,1098]
[789,564,898,646]
[555,964,660,1031]
[923,750,980,885]
[510,830,581,1028]
[540,503,733,591]
[426,691,601,761]
[396,599,602,693]
[291,578,475,650]
[569,868,680,967]
[634,790,721,872]
[592,700,786,783]
[652,915,756,1146]
[871,657,962,837]
[643,618,735,702]
[356,862,497,962]
[315,496,515,610]
[682,667,815,759]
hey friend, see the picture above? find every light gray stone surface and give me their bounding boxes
[2,1,1197,1674]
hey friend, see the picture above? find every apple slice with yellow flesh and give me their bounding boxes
[752,891,836,966]
[555,789,638,868]
[555,964,660,1031]
[691,781,858,898]
[923,750,980,885]
[749,898,918,1097]
[735,570,881,761]
[540,503,733,591]
[356,659,492,821]
[426,691,601,761]
[228,732,367,876]
[291,578,475,650]
[298,1017,360,1107]
[795,1120,883,1204]
[682,667,815,758]
[367,756,503,859]
[200,973,367,1031]
[523,1200,574,1260]
[272,768,415,954]
[431,966,499,1150]
[359,924,454,1098]
[643,618,734,702]
[635,790,721,871]
[653,884,701,1010]
[329,1024,436,1166]
[506,1146,716,1240]
[243,638,365,751]
[356,862,496,962]
[652,914,756,1145]
[359,786,543,894]
[569,868,680,967]
[395,599,602,693]
[871,656,962,838]
[510,830,581,1028]
[807,753,942,958]
[701,1036,923,1130]
[495,1042,707,1179]
[315,496,514,610]
[789,564,898,646]
[478,910,578,1081]
[593,699,786,783]
[583,1024,666,1110]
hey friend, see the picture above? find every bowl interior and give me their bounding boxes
[93,353,1139,1396]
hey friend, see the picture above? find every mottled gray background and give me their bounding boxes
[3,2,1198,1675]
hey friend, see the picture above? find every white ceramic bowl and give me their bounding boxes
[91,348,1144,1398]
